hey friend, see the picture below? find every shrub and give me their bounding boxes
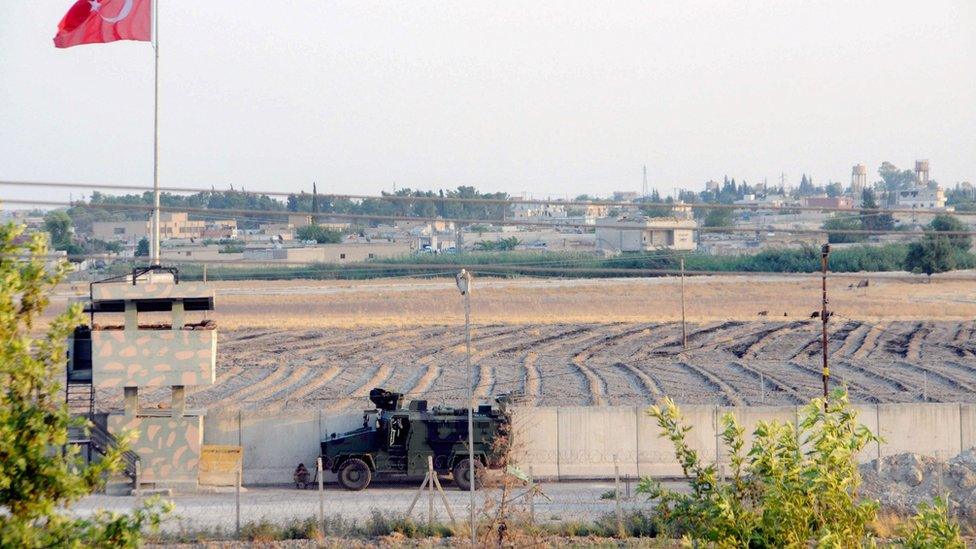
[297,225,343,244]
[0,218,170,547]
[640,389,881,547]
[898,498,964,549]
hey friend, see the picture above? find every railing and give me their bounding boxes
[77,419,141,483]
[90,421,140,481]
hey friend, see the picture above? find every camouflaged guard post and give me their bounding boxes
[88,279,216,491]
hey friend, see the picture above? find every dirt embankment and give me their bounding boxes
[862,450,976,519]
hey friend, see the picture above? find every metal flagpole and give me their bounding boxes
[151,0,161,266]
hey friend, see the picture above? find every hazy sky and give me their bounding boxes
[1,1,973,206]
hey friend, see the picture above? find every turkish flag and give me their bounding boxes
[54,0,152,49]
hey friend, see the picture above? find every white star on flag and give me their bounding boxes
[88,0,102,12]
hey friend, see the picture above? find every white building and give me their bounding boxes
[895,186,947,210]
[595,216,697,252]
[512,203,568,222]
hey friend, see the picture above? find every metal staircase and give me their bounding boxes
[65,324,140,491]
[67,418,140,487]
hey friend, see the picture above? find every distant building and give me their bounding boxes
[612,191,640,202]
[671,202,694,220]
[288,214,313,228]
[733,194,794,211]
[803,196,854,209]
[201,219,238,240]
[395,219,455,234]
[595,216,697,252]
[895,186,946,210]
[583,204,610,218]
[92,212,206,243]
[512,203,568,222]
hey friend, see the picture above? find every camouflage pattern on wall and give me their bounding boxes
[108,414,203,483]
[92,329,217,389]
[92,282,214,302]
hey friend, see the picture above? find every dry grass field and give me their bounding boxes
[54,272,976,329]
[52,273,976,412]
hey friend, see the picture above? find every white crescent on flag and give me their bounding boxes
[100,0,135,23]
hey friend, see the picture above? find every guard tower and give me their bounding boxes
[67,267,216,492]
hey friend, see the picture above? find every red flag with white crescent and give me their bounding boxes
[54,0,152,49]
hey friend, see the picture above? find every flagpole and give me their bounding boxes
[151,0,161,266]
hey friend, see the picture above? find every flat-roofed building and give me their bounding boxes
[595,216,697,252]
[895,186,947,210]
[93,212,206,243]
[803,196,854,209]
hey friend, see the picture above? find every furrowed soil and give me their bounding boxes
[48,274,976,412]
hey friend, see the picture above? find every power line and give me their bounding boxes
[5,198,976,237]
[3,178,974,217]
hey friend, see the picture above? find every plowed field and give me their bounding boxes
[70,274,976,412]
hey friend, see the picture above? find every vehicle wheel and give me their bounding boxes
[452,459,485,491]
[337,458,371,491]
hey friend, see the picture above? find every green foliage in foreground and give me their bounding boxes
[898,498,964,549]
[639,390,962,548]
[0,220,170,547]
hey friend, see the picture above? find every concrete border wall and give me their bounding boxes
[203,402,976,485]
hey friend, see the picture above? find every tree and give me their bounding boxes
[879,161,916,190]
[860,189,895,232]
[296,224,343,244]
[905,235,956,277]
[135,237,150,257]
[929,214,971,252]
[474,237,520,251]
[0,219,169,547]
[823,214,865,243]
[825,182,844,198]
[798,174,815,196]
[702,208,734,228]
[44,210,73,250]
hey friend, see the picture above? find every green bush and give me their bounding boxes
[640,390,881,547]
[824,214,867,244]
[898,498,964,549]
[297,225,343,244]
[0,219,170,547]
[640,390,968,547]
[362,511,454,538]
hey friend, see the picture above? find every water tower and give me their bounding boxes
[915,160,930,185]
[851,164,867,193]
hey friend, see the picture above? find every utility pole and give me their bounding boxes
[680,257,687,348]
[642,165,648,201]
[820,243,831,408]
[455,269,476,548]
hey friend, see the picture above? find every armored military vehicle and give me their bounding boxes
[320,388,511,491]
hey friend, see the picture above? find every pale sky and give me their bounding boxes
[1,1,973,206]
